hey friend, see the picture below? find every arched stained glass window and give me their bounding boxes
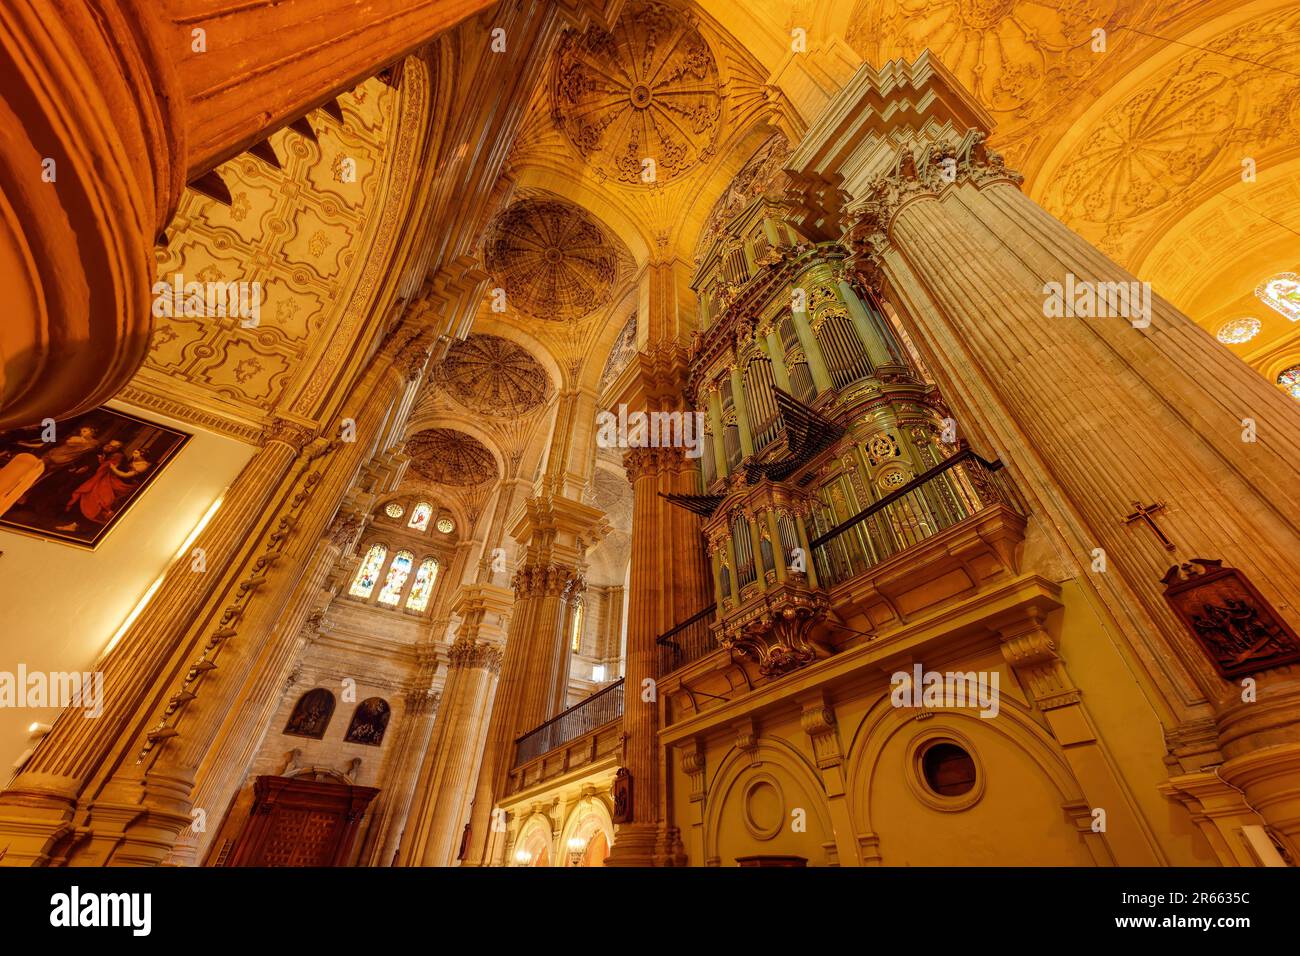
[349,544,387,598]
[408,502,433,531]
[377,550,414,605]
[1256,273,1300,323]
[405,558,440,612]
[570,598,585,653]
[1278,365,1300,402]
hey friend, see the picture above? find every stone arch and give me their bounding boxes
[557,793,616,867]
[703,737,836,866]
[844,691,1096,866]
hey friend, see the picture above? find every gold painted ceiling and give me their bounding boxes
[405,428,499,486]
[483,198,623,321]
[552,0,723,185]
[435,333,552,417]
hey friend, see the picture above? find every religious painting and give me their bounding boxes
[344,697,391,746]
[284,688,336,740]
[1161,559,1300,679]
[611,767,633,823]
[0,406,190,549]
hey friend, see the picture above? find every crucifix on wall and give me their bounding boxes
[1122,500,1176,552]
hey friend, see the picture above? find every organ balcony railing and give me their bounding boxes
[512,678,625,767]
[808,449,1024,588]
[655,603,718,676]
[655,449,1024,678]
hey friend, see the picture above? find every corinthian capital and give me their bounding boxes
[511,562,576,598]
[261,417,315,452]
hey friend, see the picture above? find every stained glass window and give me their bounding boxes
[408,502,433,531]
[436,516,455,534]
[1256,273,1300,322]
[1278,365,1300,402]
[377,550,414,605]
[1215,317,1260,345]
[349,544,387,598]
[385,502,405,519]
[570,599,585,653]
[405,558,439,612]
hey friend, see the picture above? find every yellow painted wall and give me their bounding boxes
[0,402,254,769]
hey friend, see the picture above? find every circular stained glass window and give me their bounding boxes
[436,516,455,534]
[1216,316,1261,345]
[385,502,404,519]
[1278,365,1300,402]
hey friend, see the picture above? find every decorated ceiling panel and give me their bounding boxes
[435,333,552,416]
[405,428,499,485]
[142,75,401,427]
[483,198,622,320]
[552,0,723,186]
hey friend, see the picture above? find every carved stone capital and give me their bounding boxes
[448,636,504,673]
[511,562,578,599]
[261,417,315,452]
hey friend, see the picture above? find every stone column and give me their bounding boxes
[364,680,442,867]
[462,496,607,865]
[401,587,508,866]
[794,55,1300,857]
[10,322,432,867]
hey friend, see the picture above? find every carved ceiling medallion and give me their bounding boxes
[551,0,722,185]
[484,199,619,320]
[405,428,497,485]
[436,333,551,416]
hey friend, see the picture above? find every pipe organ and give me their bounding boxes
[684,192,963,677]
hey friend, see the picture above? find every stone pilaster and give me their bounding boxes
[402,590,508,866]
[791,53,1300,859]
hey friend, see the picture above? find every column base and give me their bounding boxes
[603,822,659,867]
[1219,743,1300,864]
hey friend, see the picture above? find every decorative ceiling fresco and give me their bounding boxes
[551,0,723,186]
[435,333,552,416]
[483,198,623,321]
[137,76,405,433]
[405,428,499,486]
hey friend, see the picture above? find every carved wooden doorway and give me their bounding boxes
[227,774,379,867]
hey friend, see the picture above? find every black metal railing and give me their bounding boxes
[808,449,1022,588]
[655,603,718,676]
[513,678,625,767]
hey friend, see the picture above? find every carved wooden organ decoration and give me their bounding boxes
[677,140,1013,679]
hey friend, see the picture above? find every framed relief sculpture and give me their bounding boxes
[0,406,190,549]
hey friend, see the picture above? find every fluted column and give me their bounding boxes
[365,678,442,867]
[462,496,607,865]
[402,605,506,866]
[606,444,710,867]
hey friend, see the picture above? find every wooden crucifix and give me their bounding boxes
[1122,500,1176,552]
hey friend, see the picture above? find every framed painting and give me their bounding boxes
[0,406,190,549]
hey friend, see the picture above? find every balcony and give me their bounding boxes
[655,450,1026,680]
[507,679,624,795]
